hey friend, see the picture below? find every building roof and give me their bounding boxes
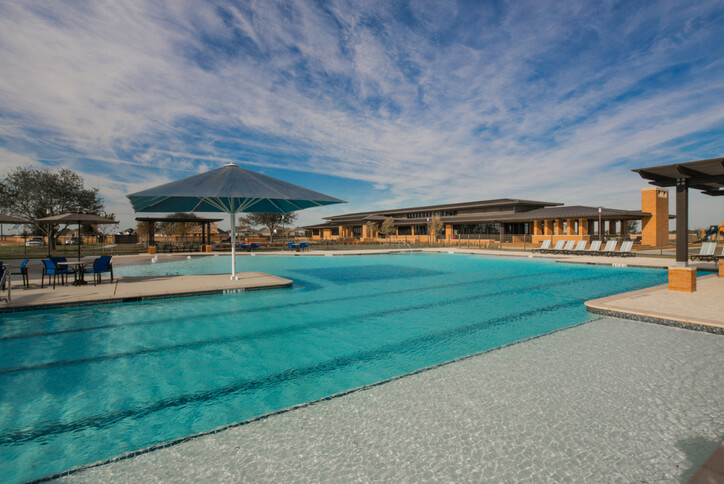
[324,198,562,221]
[499,205,650,221]
[633,157,724,196]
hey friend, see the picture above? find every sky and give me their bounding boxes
[0,0,723,232]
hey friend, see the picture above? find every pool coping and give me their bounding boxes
[27,318,598,483]
[585,275,724,335]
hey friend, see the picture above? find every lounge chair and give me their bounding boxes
[585,240,602,253]
[10,259,30,288]
[600,240,618,256]
[532,240,551,252]
[716,245,724,262]
[41,259,74,289]
[691,241,717,262]
[544,240,566,254]
[610,240,635,257]
[567,240,588,254]
[557,240,576,254]
[84,256,113,285]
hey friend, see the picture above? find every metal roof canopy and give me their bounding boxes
[633,157,724,266]
[128,163,345,279]
[135,216,223,223]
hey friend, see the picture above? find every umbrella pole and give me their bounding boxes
[230,212,238,280]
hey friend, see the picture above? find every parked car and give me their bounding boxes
[26,237,44,247]
[64,237,82,245]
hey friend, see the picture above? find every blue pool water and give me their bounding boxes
[0,253,667,483]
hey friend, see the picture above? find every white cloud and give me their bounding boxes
[0,0,722,230]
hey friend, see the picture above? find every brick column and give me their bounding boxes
[362,224,368,239]
[620,221,628,236]
[532,220,542,236]
[641,188,669,247]
[669,267,696,292]
[566,219,575,235]
[579,218,589,237]
[608,220,617,235]
[544,220,553,235]
[445,224,453,240]
[555,220,564,235]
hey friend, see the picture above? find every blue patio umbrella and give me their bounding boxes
[127,163,345,278]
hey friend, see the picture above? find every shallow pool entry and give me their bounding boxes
[0,254,667,483]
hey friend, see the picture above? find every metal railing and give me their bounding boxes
[0,269,10,303]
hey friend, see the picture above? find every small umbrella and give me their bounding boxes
[127,163,345,279]
[35,213,118,261]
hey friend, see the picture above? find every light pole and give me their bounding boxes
[598,207,602,242]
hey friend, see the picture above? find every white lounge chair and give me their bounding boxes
[533,239,552,252]
[568,240,588,254]
[545,240,566,254]
[691,241,717,262]
[585,240,602,253]
[611,240,635,257]
[558,240,576,254]
[601,240,618,256]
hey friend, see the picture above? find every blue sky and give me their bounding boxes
[0,0,722,231]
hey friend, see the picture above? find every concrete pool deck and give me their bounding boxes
[0,271,292,312]
[586,274,724,334]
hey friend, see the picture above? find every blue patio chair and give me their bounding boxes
[51,256,69,271]
[84,256,113,285]
[250,242,259,251]
[299,241,308,251]
[240,242,248,251]
[288,242,297,250]
[11,258,30,288]
[42,259,73,289]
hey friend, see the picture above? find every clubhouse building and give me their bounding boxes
[305,188,670,247]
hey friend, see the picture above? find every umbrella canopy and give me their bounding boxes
[0,214,30,224]
[127,163,345,278]
[36,212,118,260]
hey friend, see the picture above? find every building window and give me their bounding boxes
[353,226,362,237]
[414,225,428,235]
[312,229,320,236]
[397,226,412,235]
[330,228,339,236]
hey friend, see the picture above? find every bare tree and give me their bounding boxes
[380,217,396,238]
[365,221,379,239]
[428,216,444,243]
[241,212,298,242]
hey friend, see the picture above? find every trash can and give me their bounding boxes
[148,246,156,255]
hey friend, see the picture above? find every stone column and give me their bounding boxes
[555,220,564,235]
[608,220,617,235]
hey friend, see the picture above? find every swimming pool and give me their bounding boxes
[0,253,667,483]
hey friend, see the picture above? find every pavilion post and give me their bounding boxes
[675,178,688,267]
[230,212,238,280]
